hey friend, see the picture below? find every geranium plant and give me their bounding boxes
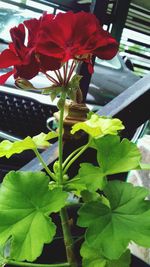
[0,11,150,267]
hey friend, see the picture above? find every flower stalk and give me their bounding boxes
[63,139,91,175]
[58,91,78,267]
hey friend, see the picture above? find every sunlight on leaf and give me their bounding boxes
[0,171,68,262]
[32,132,58,149]
[71,114,124,138]
[78,180,150,260]
[0,131,58,158]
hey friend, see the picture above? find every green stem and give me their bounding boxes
[62,145,85,170]
[63,139,91,175]
[58,92,78,267]
[8,260,70,267]
[34,148,55,180]
[58,92,66,184]
[60,208,78,267]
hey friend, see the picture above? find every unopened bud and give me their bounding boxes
[15,78,35,90]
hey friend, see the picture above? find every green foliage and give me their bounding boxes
[0,131,58,158]
[42,86,62,101]
[0,171,68,262]
[93,135,141,174]
[67,74,82,101]
[78,180,150,260]
[81,241,131,267]
[66,163,107,193]
[71,114,124,138]
[65,134,142,195]
[0,108,149,266]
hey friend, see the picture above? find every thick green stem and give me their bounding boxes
[7,260,70,267]
[34,148,55,180]
[60,208,78,267]
[58,92,78,267]
[63,139,91,175]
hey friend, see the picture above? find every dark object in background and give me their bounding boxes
[122,55,134,71]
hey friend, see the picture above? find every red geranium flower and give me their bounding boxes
[0,15,61,84]
[36,11,118,70]
[0,23,39,84]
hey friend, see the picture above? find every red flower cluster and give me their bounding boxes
[0,11,118,84]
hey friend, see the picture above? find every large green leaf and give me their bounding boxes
[66,163,107,193]
[0,171,67,262]
[78,180,150,260]
[71,114,124,138]
[0,131,58,158]
[81,241,131,267]
[93,135,141,175]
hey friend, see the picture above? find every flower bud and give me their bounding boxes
[15,78,35,90]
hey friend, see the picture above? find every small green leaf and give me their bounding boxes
[69,74,82,90]
[67,163,107,192]
[94,135,141,175]
[0,171,68,262]
[67,88,77,101]
[0,131,58,158]
[81,241,131,267]
[71,114,124,138]
[42,86,62,101]
[32,132,58,149]
[78,180,150,260]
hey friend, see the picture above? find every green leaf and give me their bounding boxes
[42,86,62,101]
[67,74,83,101]
[106,250,131,267]
[32,132,58,149]
[67,163,107,192]
[78,180,150,260]
[69,74,82,90]
[71,114,124,138]
[0,171,68,262]
[0,131,58,158]
[81,241,131,267]
[81,190,103,203]
[94,135,141,175]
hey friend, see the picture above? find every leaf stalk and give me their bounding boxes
[7,260,70,267]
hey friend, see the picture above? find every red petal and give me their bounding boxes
[39,54,61,71]
[0,70,14,84]
[0,49,21,68]
[14,54,39,80]
[94,42,119,60]
[10,23,25,47]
